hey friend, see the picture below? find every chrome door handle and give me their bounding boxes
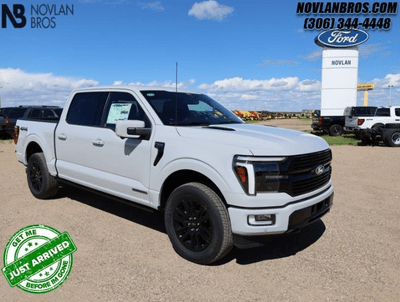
[57,134,67,140]
[92,139,105,147]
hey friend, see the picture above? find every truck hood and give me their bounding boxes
[176,123,329,156]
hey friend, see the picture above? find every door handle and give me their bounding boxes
[57,134,67,141]
[92,139,105,147]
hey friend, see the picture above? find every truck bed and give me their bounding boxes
[15,119,58,176]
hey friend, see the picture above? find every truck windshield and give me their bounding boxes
[141,90,243,126]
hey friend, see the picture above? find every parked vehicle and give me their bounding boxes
[311,110,345,136]
[343,106,377,133]
[15,87,334,264]
[369,123,400,147]
[0,107,14,138]
[4,106,62,138]
[350,106,400,143]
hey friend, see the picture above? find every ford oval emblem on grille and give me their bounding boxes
[315,165,324,175]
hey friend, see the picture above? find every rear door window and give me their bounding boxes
[67,92,109,126]
[375,108,390,117]
[29,109,41,118]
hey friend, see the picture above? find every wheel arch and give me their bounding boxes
[26,141,43,163]
[158,169,228,211]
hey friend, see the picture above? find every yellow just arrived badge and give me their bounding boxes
[2,224,77,294]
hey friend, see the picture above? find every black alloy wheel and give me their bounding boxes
[172,199,212,252]
[165,182,233,264]
[27,153,59,199]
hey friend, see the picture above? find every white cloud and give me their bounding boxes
[198,77,300,92]
[188,0,234,21]
[137,1,164,11]
[2,67,399,112]
[197,77,322,111]
[112,79,195,90]
[0,68,98,107]
[370,73,400,88]
[300,49,322,61]
[260,59,299,66]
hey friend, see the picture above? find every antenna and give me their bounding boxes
[175,62,178,92]
[175,62,178,126]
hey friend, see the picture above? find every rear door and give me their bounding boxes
[55,91,153,205]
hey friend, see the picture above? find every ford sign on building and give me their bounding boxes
[315,29,368,116]
[315,29,369,48]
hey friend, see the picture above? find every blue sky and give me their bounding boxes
[0,0,399,111]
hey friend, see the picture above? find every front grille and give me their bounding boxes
[289,169,331,196]
[254,149,332,197]
[283,149,332,196]
[288,149,332,173]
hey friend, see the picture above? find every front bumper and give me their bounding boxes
[228,185,334,237]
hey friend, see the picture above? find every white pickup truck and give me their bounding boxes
[346,106,400,132]
[346,106,400,144]
[14,86,334,264]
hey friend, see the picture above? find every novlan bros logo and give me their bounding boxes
[1,4,26,28]
[1,3,74,29]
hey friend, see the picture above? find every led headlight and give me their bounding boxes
[233,156,287,195]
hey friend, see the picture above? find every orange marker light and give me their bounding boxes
[236,167,247,183]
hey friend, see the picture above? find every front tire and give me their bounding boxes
[27,153,59,199]
[164,182,233,264]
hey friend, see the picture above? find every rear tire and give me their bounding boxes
[329,124,343,136]
[383,129,400,147]
[27,153,59,199]
[164,182,233,264]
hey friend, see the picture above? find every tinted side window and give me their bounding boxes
[42,109,55,118]
[375,108,390,117]
[9,108,28,119]
[54,109,63,117]
[395,108,400,117]
[67,92,109,126]
[29,109,41,118]
[102,92,151,130]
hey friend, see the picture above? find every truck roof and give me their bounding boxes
[72,86,197,94]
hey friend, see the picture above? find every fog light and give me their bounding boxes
[248,214,276,226]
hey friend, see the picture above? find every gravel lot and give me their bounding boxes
[1,119,399,301]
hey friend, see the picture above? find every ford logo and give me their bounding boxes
[315,29,369,48]
[314,165,324,176]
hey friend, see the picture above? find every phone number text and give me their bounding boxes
[303,17,391,30]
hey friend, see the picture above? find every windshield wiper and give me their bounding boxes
[215,121,241,125]
[177,121,211,126]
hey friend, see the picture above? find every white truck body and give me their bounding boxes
[15,86,334,264]
[350,106,400,132]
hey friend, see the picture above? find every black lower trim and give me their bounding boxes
[57,178,155,213]
[229,186,332,211]
[287,193,333,231]
[233,193,334,249]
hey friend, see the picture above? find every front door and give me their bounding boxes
[56,91,153,205]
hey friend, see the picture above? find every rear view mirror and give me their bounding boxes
[115,120,151,139]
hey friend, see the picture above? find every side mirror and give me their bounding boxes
[115,120,151,139]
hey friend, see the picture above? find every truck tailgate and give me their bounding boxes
[345,117,358,130]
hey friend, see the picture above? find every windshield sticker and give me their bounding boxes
[106,103,132,124]
[146,93,155,97]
